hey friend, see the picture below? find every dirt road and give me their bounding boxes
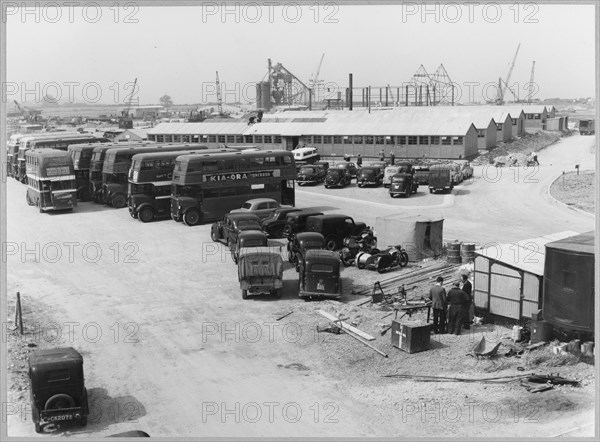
[5,133,595,437]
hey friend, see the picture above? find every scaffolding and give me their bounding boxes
[256,59,312,111]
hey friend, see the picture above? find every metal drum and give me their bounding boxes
[460,243,476,262]
[447,241,462,264]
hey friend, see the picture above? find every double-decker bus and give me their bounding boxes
[89,141,154,203]
[128,148,232,222]
[67,142,103,201]
[17,134,108,183]
[171,150,296,226]
[6,133,23,178]
[25,149,77,212]
[103,144,209,208]
[7,132,79,179]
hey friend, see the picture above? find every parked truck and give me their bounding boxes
[578,119,595,136]
[428,164,454,194]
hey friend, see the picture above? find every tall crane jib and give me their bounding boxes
[216,71,223,115]
[527,61,536,104]
[497,43,520,104]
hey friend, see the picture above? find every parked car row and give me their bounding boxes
[297,159,472,197]
[209,198,368,301]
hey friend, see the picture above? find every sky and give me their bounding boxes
[4,3,597,106]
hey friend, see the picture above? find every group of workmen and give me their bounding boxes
[429,274,473,335]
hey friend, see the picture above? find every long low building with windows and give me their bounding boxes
[147,105,548,159]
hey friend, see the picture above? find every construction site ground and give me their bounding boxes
[5,132,596,438]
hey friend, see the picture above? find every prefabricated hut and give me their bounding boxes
[473,231,579,320]
[375,214,444,261]
[543,231,595,333]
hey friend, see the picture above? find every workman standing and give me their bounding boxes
[460,274,473,329]
[429,276,447,334]
[446,282,469,335]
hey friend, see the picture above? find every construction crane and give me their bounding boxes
[13,100,42,122]
[526,61,536,104]
[497,43,520,104]
[308,53,325,101]
[119,78,137,129]
[215,71,223,115]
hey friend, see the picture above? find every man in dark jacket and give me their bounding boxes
[429,276,447,334]
[356,154,363,167]
[461,274,473,329]
[446,282,469,335]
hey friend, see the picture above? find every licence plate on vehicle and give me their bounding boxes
[44,413,77,422]
[317,282,325,291]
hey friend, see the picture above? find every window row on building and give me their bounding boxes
[148,134,283,144]
[304,135,464,146]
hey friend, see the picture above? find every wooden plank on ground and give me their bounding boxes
[317,310,375,341]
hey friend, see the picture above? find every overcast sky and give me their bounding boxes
[5,3,596,105]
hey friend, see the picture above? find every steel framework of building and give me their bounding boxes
[257,59,312,110]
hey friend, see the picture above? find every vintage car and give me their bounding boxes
[298,249,342,299]
[282,210,324,238]
[211,213,263,247]
[286,232,325,271]
[336,162,358,178]
[389,173,418,198]
[453,160,473,180]
[229,198,287,221]
[261,207,303,238]
[324,167,352,188]
[357,166,384,187]
[238,247,284,299]
[29,347,89,433]
[231,230,268,264]
[305,214,368,251]
[297,164,327,186]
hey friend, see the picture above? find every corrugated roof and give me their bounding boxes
[246,109,477,136]
[497,105,547,115]
[126,128,149,138]
[147,121,250,135]
[545,231,594,254]
[475,230,579,276]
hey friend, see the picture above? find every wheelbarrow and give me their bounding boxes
[468,336,502,360]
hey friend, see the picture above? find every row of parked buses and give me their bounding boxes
[6,132,110,183]
[11,135,298,222]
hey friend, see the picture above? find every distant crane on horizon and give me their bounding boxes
[496,43,520,104]
[526,61,536,104]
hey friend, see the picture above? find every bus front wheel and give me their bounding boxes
[183,209,201,226]
[112,194,127,209]
[138,207,154,223]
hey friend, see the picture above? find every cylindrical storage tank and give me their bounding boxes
[447,241,461,264]
[261,81,272,111]
[256,82,263,109]
[460,243,475,262]
[543,231,594,332]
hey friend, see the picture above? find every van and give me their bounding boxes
[293,147,320,163]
